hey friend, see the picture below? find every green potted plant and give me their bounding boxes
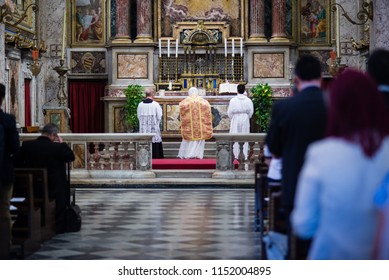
[124,84,145,132]
[250,82,273,132]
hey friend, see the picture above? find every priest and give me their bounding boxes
[137,88,164,158]
[178,87,213,159]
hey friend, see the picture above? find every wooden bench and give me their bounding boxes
[15,168,56,241]
[11,173,42,258]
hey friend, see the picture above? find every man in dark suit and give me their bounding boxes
[0,84,20,259]
[266,55,327,259]
[16,123,75,233]
[367,48,389,111]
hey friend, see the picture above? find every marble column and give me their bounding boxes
[134,0,153,43]
[115,0,131,40]
[248,0,267,42]
[270,0,289,42]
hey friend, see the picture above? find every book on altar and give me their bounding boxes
[219,82,238,93]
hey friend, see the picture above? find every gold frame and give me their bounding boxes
[298,0,331,46]
[4,0,36,36]
[70,0,106,47]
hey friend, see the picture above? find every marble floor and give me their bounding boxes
[26,188,262,260]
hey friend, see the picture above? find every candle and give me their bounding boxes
[159,39,161,57]
[240,38,243,56]
[61,6,66,60]
[224,38,227,57]
[167,38,170,57]
[231,38,235,57]
[336,8,341,57]
[175,39,178,58]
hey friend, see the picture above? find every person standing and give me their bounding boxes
[0,83,20,259]
[266,55,327,259]
[292,70,389,259]
[137,88,164,159]
[178,87,213,159]
[15,123,75,233]
[227,84,254,160]
[367,48,389,111]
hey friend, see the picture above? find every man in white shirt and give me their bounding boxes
[227,84,254,160]
[137,89,164,158]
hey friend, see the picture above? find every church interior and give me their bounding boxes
[1,0,387,260]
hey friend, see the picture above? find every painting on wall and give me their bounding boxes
[71,0,105,46]
[299,49,331,75]
[4,0,36,35]
[69,50,106,74]
[117,53,148,79]
[253,53,284,78]
[298,0,330,46]
[159,0,243,37]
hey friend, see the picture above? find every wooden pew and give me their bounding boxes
[11,173,42,258]
[14,168,56,241]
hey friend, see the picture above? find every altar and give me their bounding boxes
[104,94,236,136]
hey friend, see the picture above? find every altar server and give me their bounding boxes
[178,87,213,159]
[227,84,254,160]
[137,89,164,158]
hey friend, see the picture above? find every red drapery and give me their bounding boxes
[24,79,31,127]
[68,80,106,133]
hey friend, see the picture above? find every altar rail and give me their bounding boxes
[19,133,267,181]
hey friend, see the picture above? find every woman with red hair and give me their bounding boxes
[291,69,389,259]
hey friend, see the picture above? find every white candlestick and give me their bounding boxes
[224,38,227,57]
[61,6,66,60]
[232,38,235,57]
[240,38,243,56]
[167,38,170,57]
[159,39,161,57]
[336,8,341,57]
[175,39,178,58]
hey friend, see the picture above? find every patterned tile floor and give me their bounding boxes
[26,188,262,260]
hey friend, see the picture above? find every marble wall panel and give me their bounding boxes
[69,50,106,74]
[253,53,284,78]
[117,53,148,79]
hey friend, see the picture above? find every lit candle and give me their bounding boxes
[61,6,66,60]
[240,38,243,56]
[159,39,161,57]
[336,8,341,57]
[167,38,170,57]
[232,38,235,57]
[224,38,227,57]
[175,39,178,58]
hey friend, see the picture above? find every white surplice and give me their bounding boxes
[137,99,162,143]
[227,93,254,160]
[177,139,205,159]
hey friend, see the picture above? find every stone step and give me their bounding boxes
[162,141,216,158]
[154,169,214,178]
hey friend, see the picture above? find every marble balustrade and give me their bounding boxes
[19,133,267,181]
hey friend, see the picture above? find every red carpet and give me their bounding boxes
[152,159,239,169]
[152,158,216,169]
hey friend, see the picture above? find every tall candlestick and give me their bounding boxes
[159,39,161,57]
[175,39,178,58]
[61,6,66,60]
[336,8,341,57]
[167,38,170,57]
[224,38,227,57]
[232,38,235,57]
[240,38,243,56]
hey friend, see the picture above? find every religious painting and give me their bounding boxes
[159,0,243,38]
[298,0,331,46]
[299,49,331,75]
[69,50,106,74]
[4,0,36,35]
[253,53,285,78]
[71,0,106,46]
[72,143,86,169]
[117,53,148,79]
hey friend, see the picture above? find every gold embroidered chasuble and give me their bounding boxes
[179,95,213,141]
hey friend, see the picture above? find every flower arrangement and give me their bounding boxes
[250,83,273,132]
[124,84,145,132]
